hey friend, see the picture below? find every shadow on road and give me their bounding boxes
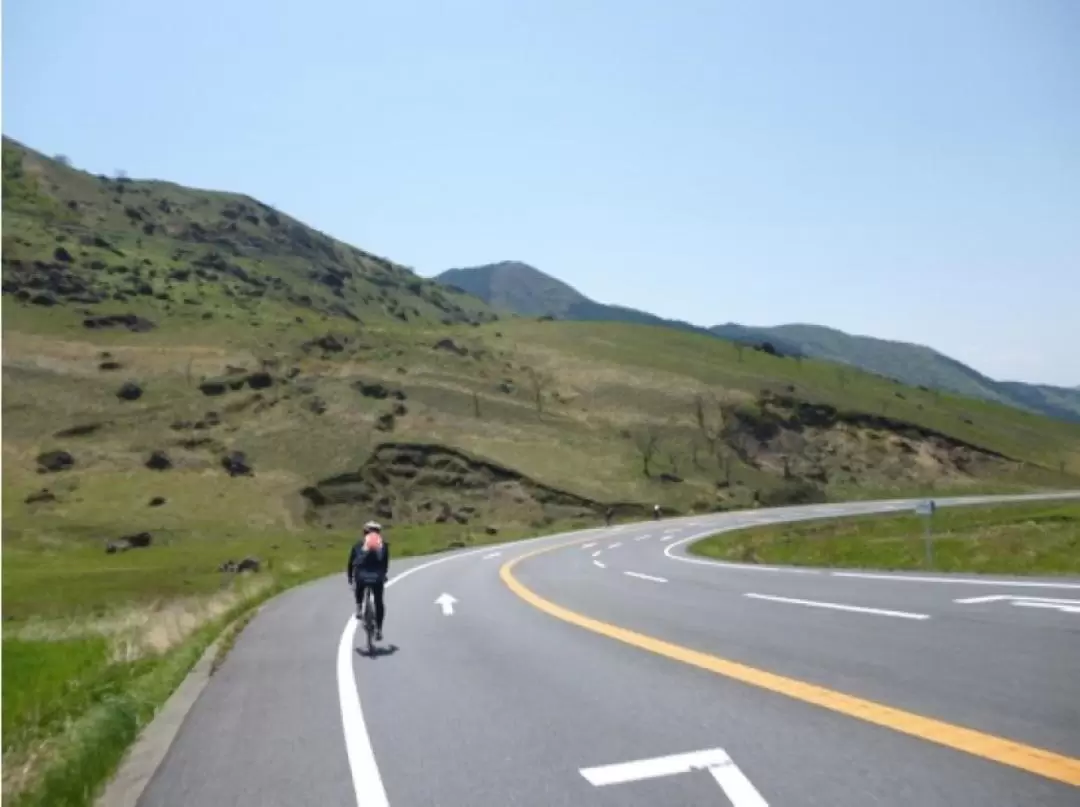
[355,643,400,660]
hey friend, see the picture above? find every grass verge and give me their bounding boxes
[688,499,1080,575]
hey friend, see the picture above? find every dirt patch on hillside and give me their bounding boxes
[724,392,1015,487]
[300,442,638,527]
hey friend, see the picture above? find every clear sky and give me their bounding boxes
[4,0,1078,386]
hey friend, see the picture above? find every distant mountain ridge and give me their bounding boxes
[433,262,1080,423]
[437,261,717,338]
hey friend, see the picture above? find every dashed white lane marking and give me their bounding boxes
[609,542,622,549]
[744,593,930,620]
[594,560,607,569]
[635,535,651,541]
[582,542,598,549]
[483,551,502,559]
[592,550,603,558]
[623,571,668,583]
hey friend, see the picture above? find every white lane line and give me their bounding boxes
[582,542,598,549]
[831,571,1080,589]
[592,550,603,558]
[744,593,930,620]
[483,551,502,560]
[594,560,607,569]
[635,535,651,541]
[624,571,668,583]
[608,542,622,549]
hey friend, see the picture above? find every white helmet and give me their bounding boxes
[363,520,382,534]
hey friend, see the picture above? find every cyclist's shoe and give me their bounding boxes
[376,629,383,641]
[356,604,363,620]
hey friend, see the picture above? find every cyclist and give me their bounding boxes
[347,520,390,640]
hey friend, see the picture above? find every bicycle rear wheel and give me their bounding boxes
[363,590,376,653]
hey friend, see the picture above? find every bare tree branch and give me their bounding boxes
[525,367,551,417]
[632,425,659,477]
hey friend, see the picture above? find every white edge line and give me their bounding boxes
[663,529,822,575]
[745,592,930,620]
[594,560,607,569]
[337,618,390,806]
[662,501,1080,588]
[624,571,668,583]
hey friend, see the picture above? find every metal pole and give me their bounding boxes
[924,512,933,567]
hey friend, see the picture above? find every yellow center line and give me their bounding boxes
[499,542,1080,788]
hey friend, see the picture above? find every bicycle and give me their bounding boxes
[360,586,377,654]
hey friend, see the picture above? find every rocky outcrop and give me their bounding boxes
[300,442,610,527]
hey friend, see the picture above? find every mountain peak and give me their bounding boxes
[434,261,587,317]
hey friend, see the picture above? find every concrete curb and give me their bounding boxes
[95,607,262,807]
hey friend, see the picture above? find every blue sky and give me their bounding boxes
[4,0,1078,385]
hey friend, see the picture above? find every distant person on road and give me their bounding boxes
[653,504,661,520]
[605,507,614,526]
[347,520,390,640]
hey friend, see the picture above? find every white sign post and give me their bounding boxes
[914,500,936,567]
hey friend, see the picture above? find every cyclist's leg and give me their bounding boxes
[373,581,385,637]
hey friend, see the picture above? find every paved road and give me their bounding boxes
[137,492,1080,806]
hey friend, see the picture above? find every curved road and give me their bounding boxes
[137,493,1080,806]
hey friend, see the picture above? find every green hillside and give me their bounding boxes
[710,323,1080,423]
[4,138,1080,807]
[2,136,495,334]
[431,261,1080,423]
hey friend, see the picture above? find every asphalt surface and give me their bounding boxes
[137,492,1080,806]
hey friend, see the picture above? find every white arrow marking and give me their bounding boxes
[1013,601,1080,613]
[745,593,930,620]
[833,572,1080,588]
[580,747,767,805]
[954,595,1080,613]
[434,593,457,616]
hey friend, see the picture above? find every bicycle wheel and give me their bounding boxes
[364,590,375,653]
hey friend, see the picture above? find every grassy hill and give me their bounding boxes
[433,262,1080,423]
[710,322,1080,423]
[2,137,496,335]
[4,137,1080,806]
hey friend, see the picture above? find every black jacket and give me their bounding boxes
[347,536,390,585]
